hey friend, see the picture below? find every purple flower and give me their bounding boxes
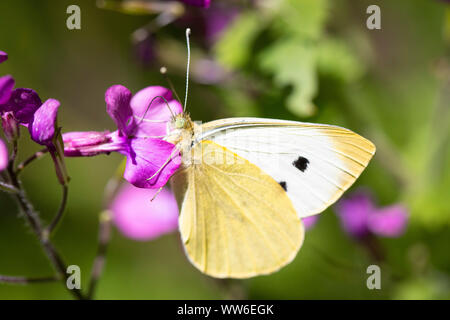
[179,0,211,8]
[110,183,179,241]
[335,190,408,238]
[0,51,7,64]
[63,85,183,189]
[302,215,319,230]
[0,138,8,171]
[0,51,43,126]
[0,75,14,105]
[28,99,60,146]
[4,88,42,124]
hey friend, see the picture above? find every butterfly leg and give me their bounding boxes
[146,147,180,182]
[150,187,164,202]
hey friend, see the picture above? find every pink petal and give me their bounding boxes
[368,205,408,237]
[0,139,8,171]
[111,184,179,241]
[129,86,182,138]
[123,137,181,189]
[105,85,133,135]
[28,99,60,146]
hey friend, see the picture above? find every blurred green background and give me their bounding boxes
[0,0,449,299]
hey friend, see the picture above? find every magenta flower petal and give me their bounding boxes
[29,99,60,146]
[105,85,133,135]
[111,184,179,241]
[0,51,7,64]
[179,0,211,8]
[124,137,181,189]
[6,88,42,124]
[0,138,8,171]
[63,131,118,157]
[129,86,182,138]
[335,191,374,238]
[0,75,14,105]
[368,205,408,237]
[302,215,319,230]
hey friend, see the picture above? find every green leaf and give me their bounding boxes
[273,0,329,40]
[317,38,365,83]
[260,39,317,117]
[214,12,264,70]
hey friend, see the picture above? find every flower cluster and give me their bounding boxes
[0,50,69,184]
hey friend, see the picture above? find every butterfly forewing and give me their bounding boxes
[198,118,376,218]
[171,140,304,279]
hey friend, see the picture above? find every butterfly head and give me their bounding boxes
[174,113,189,130]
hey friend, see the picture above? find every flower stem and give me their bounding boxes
[86,164,124,299]
[16,148,48,174]
[6,163,85,300]
[0,181,18,193]
[45,184,69,235]
[87,210,112,299]
[0,275,59,284]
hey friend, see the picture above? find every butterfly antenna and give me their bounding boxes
[160,66,183,105]
[183,28,191,112]
[131,95,175,136]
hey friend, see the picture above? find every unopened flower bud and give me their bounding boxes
[1,111,19,142]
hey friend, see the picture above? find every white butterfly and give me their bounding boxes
[163,28,375,278]
[168,114,375,278]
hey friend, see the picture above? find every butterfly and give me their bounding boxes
[165,114,375,279]
[149,29,376,279]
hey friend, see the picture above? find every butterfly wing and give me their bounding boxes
[171,140,304,279]
[197,118,376,218]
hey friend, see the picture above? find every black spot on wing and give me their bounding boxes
[279,181,287,191]
[293,156,309,172]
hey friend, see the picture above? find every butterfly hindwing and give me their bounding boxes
[198,118,376,218]
[171,140,304,279]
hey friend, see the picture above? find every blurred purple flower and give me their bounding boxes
[0,138,8,171]
[110,183,179,241]
[302,215,319,230]
[0,51,7,64]
[335,190,408,238]
[179,0,211,8]
[204,5,238,45]
[134,34,157,66]
[63,85,182,189]
[367,205,409,237]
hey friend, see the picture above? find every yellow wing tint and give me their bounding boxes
[171,141,304,279]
